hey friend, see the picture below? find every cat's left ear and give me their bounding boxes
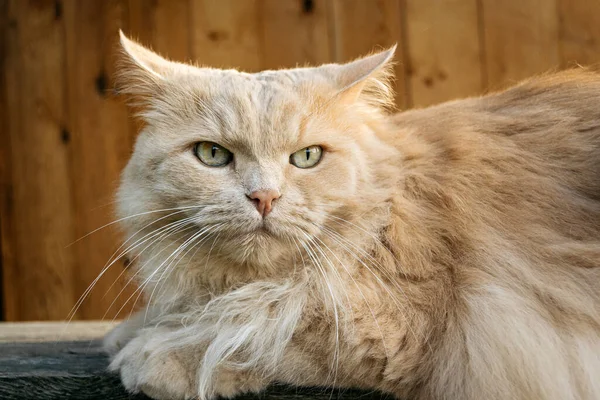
[331,46,397,110]
[116,30,187,98]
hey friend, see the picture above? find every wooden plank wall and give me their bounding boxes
[1,0,600,321]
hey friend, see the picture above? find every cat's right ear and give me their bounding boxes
[116,30,176,99]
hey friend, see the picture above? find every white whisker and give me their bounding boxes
[297,230,341,388]
[321,226,427,347]
[312,235,390,359]
[67,205,203,247]
[62,215,198,336]
[146,224,222,321]
[103,221,198,322]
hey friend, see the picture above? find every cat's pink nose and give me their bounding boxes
[248,190,280,217]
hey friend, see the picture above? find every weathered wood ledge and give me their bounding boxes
[0,322,391,400]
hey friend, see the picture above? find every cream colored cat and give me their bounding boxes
[105,31,600,400]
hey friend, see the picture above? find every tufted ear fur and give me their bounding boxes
[116,31,396,112]
[330,46,397,110]
[115,31,191,100]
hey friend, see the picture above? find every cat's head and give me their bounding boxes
[116,32,399,274]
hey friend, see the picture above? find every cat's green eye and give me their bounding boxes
[290,145,323,169]
[194,142,233,167]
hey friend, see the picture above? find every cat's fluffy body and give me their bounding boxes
[105,33,600,400]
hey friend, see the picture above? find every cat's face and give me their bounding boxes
[117,32,397,268]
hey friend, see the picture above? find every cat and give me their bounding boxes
[104,31,600,400]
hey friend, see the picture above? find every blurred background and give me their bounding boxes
[1,0,599,322]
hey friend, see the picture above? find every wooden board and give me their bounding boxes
[404,0,483,107]
[0,321,118,343]
[330,0,408,109]
[2,0,77,321]
[0,0,9,322]
[189,0,262,71]
[0,340,149,400]
[481,0,560,89]
[62,0,137,321]
[4,0,600,322]
[261,0,332,70]
[128,0,192,61]
[558,0,600,67]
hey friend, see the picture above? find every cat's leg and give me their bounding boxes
[108,325,200,400]
[108,318,365,399]
[108,281,306,399]
[108,323,269,400]
[103,307,164,356]
[209,367,269,398]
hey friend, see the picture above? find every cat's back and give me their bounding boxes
[387,69,600,400]
[391,68,600,215]
[389,68,600,274]
[388,66,600,323]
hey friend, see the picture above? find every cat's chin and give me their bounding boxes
[244,224,286,244]
[210,221,296,267]
[222,233,289,268]
[235,216,289,239]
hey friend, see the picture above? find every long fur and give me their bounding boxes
[105,34,600,400]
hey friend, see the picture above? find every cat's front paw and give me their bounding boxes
[109,329,198,400]
[108,327,270,400]
[211,367,268,399]
[104,311,158,356]
[103,320,140,356]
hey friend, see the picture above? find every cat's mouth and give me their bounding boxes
[223,218,274,237]
[250,218,284,238]
[255,221,275,235]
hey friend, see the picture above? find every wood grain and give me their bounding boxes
[3,0,600,322]
[0,340,149,400]
[559,0,600,67]
[0,321,118,342]
[261,0,332,69]
[405,0,483,107]
[331,0,408,109]
[0,0,9,322]
[481,0,560,89]
[2,0,77,321]
[62,0,137,320]
[190,0,262,71]
[128,0,191,61]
